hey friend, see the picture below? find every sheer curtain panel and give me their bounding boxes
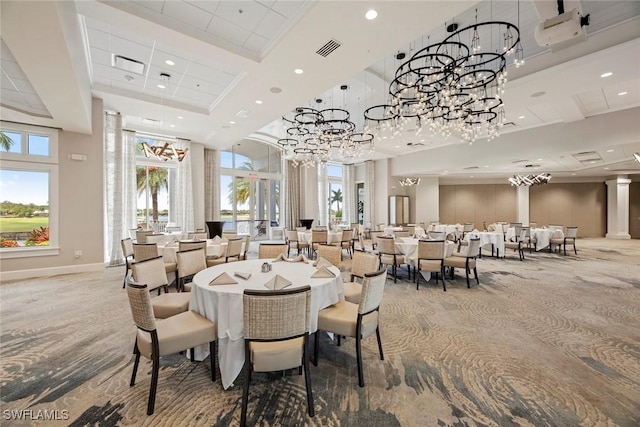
[285,160,300,230]
[204,149,220,222]
[364,160,375,228]
[342,164,355,224]
[172,139,194,232]
[317,162,328,227]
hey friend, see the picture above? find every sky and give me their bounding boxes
[0,169,49,205]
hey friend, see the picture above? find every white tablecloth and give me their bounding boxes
[505,228,564,251]
[465,231,505,258]
[383,226,404,236]
[158,240,227,263]
[190,258,344,389]
[394,238,455,266]
[298,230,342,244]
[428,224,462,240]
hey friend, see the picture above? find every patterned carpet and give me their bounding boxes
[1,238,639,426]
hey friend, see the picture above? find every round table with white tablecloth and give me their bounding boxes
[189,258,344,389]
[157,240,228,263]
[394,238,455,266]
[298,230,342,245]
[464,231,505,258]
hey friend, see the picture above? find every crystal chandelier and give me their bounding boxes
[508,173,551,186]
[278,86,374,167]
[364,6,523,145]
[399,177,421,186]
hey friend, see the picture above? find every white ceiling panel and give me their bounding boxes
[89,46,111,67]
[243,33,268,52]
[206,15,251,45]
[186,1,221,15]
[162,0,213,30]
[270,0,306,19]
[108,36,154,64]
[131,1,165,14]
[215,1,269,31]
[253,10,287,40]
[86,27,110,51]
[1,60,24,79]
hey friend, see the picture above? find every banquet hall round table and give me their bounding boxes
[190,258,344,389]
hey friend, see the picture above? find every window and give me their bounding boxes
[327,163,343,223]
[0,123,58,257]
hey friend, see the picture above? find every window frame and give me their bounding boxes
[0,122,59,259]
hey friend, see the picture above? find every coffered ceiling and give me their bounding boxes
[1,0,639,182]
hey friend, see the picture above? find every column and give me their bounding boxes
[605,177,631,239]
[516,185,529,225]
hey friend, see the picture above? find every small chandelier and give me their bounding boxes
[508,173,551,186]
[141,141,188,162]
[399,177,421,186]
[278,85,374,167]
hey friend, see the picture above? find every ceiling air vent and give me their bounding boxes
[112,54,145,75]
[572,151,602,164]
[316,39,341,57]
[463,166,479,170]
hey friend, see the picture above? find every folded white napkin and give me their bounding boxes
[311,266,335,278]
[234,272,251,280]
[313,257,333,268]
[211,236,222,244]
[209,272,238,286]
[264,274,292,290]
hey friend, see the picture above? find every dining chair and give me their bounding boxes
[343,250,379,304]
[133,242,178,283]
[240,286,314,426]
[550,226,578,255]
[176,248,207,292]
[130,256,191,318]
[135,230,154,243]
[315,244,342,268]
[416,240,447,291]
[403,225,415,235]
[145,234,166,245]
[241,234,252,260]
[443,237,481,288]
[208,237,244,266]
[187,231,208,240]
[394,230,410,238]
[369,230,383,249]
[285,229,308,257]
[428,231,446,240]
[339,229,354,259]
[178,240,206,252]
[314,269,387,387]
[121,238,134,289]
[125,278,217,415]
[504,229,526,261]
[258,242,288,259]
[461,223,474,239]
[222,230,238,239]
[310,229,327,257]
[377,236,407,283]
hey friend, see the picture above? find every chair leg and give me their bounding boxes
[147,352,160,415]
[563,242,567,255]
[441,265,447,292]
[465,266,471,288]
[375,326,384,361]
[573,242,577,255]
[356,333,364,387]
[240,361,251,427]
[416,267,421,289]
[303,341,315,417]
[210,341,216,381]
[474,267,479,285]
[130,342,140,386]
[313,332,319,367]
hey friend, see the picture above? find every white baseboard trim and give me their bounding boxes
[0,263,105,282]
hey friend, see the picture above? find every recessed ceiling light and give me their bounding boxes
[169,124,175,128]
[470,175,474,178]
[294,68,304,74]
[518,115,526,119]
[255,100,263,104]
[618,91,628,96]
[531,91,546,98]
[600,72,613,78]
[177,116,183,119]
[604,167,610,170]
[165,59,175,66]
[365,9,378,20]
[606,149,614,152]
[420,139,425,142]
[382,136,387,139]
[537,158,543,161]
[157,84,166,89]
[571,173,576,176]
[484,165,489,168]
[229,121,236,125]
[270,87,283,93]
[395,145,399,148]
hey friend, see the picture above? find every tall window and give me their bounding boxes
[135,136,176,232]
[220,141,281,240]
[0,123,58,256]
[327,163,343,223]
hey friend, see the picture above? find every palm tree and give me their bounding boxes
[136,166,168,222]
[0,132,13,151]
[330,188,343,216]
[227,160,255,206]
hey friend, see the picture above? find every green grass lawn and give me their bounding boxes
[0,217,49,233]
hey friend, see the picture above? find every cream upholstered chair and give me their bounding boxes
[135,230,154,243]
[176,248,207,292]
[358,234,374,253]
[178,240,206,252]
[550,226,578,255]
[241,234,251,260]
[133,243,178,282]
[504,228,525,261]
[443,237,481,288]
[258,243,288,259]
[394,230,410,238]
[403,225,415,235]
[285,229,308,257]
[416,240,447,291]
[428,230,446,240]
[126,278,216,415]
[121,238,134,288]
[461,223,474,239]
[314,269,387,387]
[207,237,244,266]
[369,230,383,249]
[339,229,354,258]
[240,286,314,426]
[377,236,407,283]
[131,256,191,318]
[222,230,238,239]
[343,250,379,304]
[145,234,166,245]
[310,229,327,257]
[187,231,208,240]
[315,244,342,268]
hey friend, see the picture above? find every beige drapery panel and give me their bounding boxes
[172,139,194,232]
[285,160,300,230]
[317,162,328,226]
[342,163,355,224]
[204,148,220,225]
[364,160,375,228]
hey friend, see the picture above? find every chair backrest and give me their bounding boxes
[351,250,379,278]
[376,236,396,254]
[243,286,311,341]
[132,242,159,261]
[565,226,578,238]
[311,229,327,244]
[131,256,169,292]
[178,240,206,252]
[418,239,446,260]
[187,232,208,240]
[369,230,383,247]
[222,230,238,239]
[359,269,387,315]
[258,243,288,259]
[341,229,353,242]
[295,226,307,232]
[514,225,524,240]
[549,224,564,232]
[241,235,251,259]
[145,234,166,245]
[428,231,446,240]
[466,238,481,258]
[226,237,244,258]
[121,238,134,258]
[518,228,528,241]
[126,279,157,332]
[136,230,154,242]
[285,230,298,243]
[394,231,410,238]
[528,222,537,228]
[176,248,207,279]
[358,235,373,252]
[462,223,474,232]
[315,244,341,267]
[403,225,415,235]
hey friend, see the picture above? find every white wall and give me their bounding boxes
[414,177,440,226]
[190,142,205,229]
